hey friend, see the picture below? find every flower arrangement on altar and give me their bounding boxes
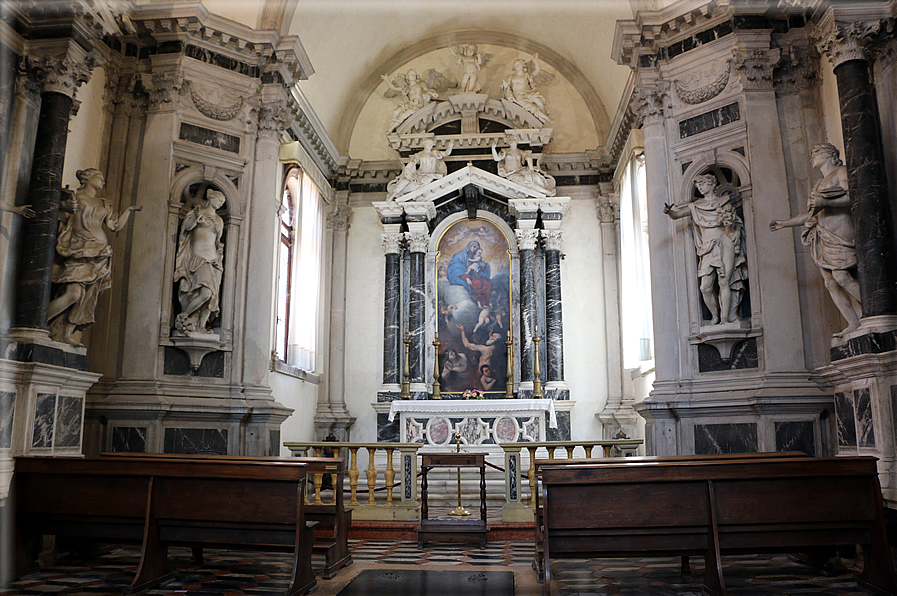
[462,387,484,400]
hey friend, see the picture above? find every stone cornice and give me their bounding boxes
[287,85,340,176]
[391,164,550,204]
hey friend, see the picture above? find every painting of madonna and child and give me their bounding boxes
[437,219,511,396]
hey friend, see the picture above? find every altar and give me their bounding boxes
[387,399,557,448]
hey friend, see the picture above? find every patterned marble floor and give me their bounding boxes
[2,540,883,596]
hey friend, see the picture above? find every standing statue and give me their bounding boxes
[0,198,34,218]
[386,139,454,201]
[770,143,861,337]
[451,44,493,94]
[665,173,748,325]
[381,68,456,131]
[174,186,226,335]
[491,139,556,196]
[47,168,140,346]
[501,55,553,123]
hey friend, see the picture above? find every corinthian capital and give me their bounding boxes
[733,47,782,90]
[630,83,670,127]
[145,72,183,111]
[23,55,95,98]
[816,20,889,68]
[382,233,403,255]
[541,230,563,252]
[326,204,351,230]
[596,198,619,224]
[257,100,293,138]
[404,231,430,253]
[515,229,539,251]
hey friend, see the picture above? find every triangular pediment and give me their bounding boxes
[394,164,550,203]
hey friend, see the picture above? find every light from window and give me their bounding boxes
[620,153,654,369]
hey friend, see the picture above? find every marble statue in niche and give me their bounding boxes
[665,173,747,326]
[437,219,511,394]
[490,139,556,196]
[386,139,454,201]
[47,168,141,346]
[174,184,225,335]
[451,44,493,94]
[381,68,456,131]
[770,143,860,337]
[501,55,553,123]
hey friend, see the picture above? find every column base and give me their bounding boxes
[831,315,897,362]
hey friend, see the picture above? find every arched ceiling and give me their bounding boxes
[284,0,636,158]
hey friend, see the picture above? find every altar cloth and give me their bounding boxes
[388,398,557,429]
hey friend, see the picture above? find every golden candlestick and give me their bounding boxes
[505,328,514,399]
[533,326,543,398]
[432,331,442,400]
[401,328,411,400]
[447,432,470,516]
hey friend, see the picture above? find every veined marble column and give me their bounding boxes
[542,229,564,383]
[14,55,93,332]
[819,20,897,320]
[381,232,403,386]
[405,231,429,389]
[516,229,539,387]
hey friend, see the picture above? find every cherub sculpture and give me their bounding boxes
[451,44,493,94]
[386,139,454,201]
[501,54,553,122]
[381,68,457,131]
[491,139,556,196]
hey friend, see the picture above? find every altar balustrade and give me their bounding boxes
[284,439,642,522]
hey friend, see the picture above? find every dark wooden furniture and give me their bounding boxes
[539,456,897,596]
[531,451,809,577]
[416,452,489,549]
[101,452,353,579]
[13,456,318,595]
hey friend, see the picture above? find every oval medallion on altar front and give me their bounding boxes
[427,417,451,446]
[495,416,518,443]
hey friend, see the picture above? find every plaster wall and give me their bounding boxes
[270,371,319,452]
[819,57,844,150]
[62,67,108,191]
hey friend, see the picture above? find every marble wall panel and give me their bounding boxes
[0,391,14,449]
[546,411,571,442]
[269,429,281,456]
[197,351,226,378]
[694,422,758,454]
[377,413,399,442]
[835,391,858,448]
[111,426,147,453]
[31,393,55,448]
[679,102,740,139]
[163,427,228,454]
[164,347,192,376]
[774,420,815,456]
[55,395,83,448]
[697,339,758,372]
[854,388,876,448]
[179,122,240,153]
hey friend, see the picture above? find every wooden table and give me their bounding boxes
[416,452,489,548]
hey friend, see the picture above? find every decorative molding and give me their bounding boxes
[24,55,95,98]
[326,204,351,230]
[596,199,619,224]
[186,80,243,121]
[144,71,183,111]
[674,60,730,105]
[387,128,553,153]
[392,164,550,205]
[630,83,670,127]
[257,99,293,138]
[733,48,782,90]
[404,231,429,253]
[541,230,563,252]
[515,229,540,251]
[14,61,40,100]
[382,233,404,255]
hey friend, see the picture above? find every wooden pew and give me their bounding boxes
[13,456,317,595]
[102,452,353,579]
[538,456,897,596]
[531,451,808,577]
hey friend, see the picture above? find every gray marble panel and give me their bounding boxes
[55,395,83,448]
[546,411,571,441]
[111,426,147,453]
[269,429,281,456]
[31,393,56,448]
[519,249,536,382]
[544,250,564,382]
[377,413,400,442]
[854,388,876,448]
[835,391,857,447]
[679,102,740,138]
[508,453,518,501]
[0,390,14,449]
[163,427,228,454]
[697,339,758,372]
[694,422,757,455]
[775,421,815,456]
[179,122,240,153]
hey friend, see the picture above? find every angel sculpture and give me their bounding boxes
[386,139,454,201]
[381,68,457,131]
[501,54,554,123]
[451,44,493,94]
[491,140,556,196]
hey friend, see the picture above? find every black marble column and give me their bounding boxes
[518,236,537,384]
[835,59,897,317]
[383,251,401,385]
[408,245,426,384]
[544,246,564,382]
[15,90,73,330]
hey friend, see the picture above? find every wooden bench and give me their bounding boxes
[102,452,353,579]
[539,456,897,596]
[13,456,318,595]
[531,451,808,577]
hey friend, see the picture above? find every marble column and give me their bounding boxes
[14,56,93,332]
[516,229,539,387]
[405,231,429,388]
[542,230,564,383]
[381,233,403,386]
[819,22,897,319]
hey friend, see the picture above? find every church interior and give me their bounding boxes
[2,0,897,594]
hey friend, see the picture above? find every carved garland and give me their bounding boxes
[674,61,731,105]
[187,81,244,121]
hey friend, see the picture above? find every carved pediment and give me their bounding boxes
[393,164,551,203]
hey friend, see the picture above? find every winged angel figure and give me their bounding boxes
[381,68,457,131]
[501,54,554,123]
[451,44,494,94]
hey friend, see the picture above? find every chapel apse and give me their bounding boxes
[436,218,511,395]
